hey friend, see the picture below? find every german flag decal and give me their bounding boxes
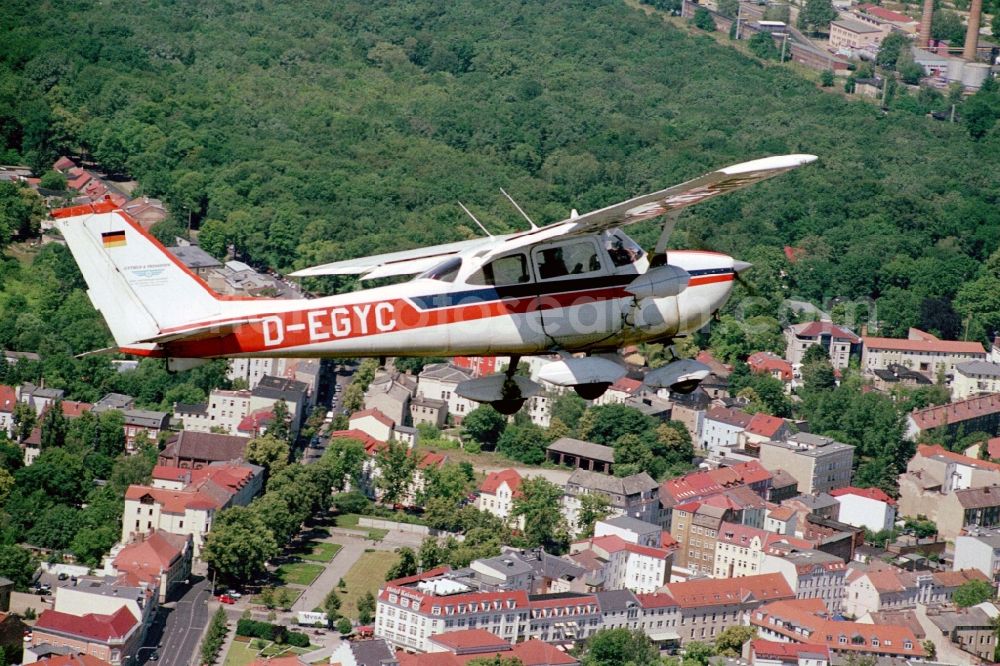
[101,230,127,248]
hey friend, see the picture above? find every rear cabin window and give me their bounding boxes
[535,240,602,280]
[469,253,530,286]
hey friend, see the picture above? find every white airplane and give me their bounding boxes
[54,154,816,413]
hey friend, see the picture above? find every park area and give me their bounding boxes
[223,638,314,666]
[340,551,397,620]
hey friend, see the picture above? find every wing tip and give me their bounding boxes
[720,154,818,175]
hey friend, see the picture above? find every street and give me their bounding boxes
[141,576,212,666]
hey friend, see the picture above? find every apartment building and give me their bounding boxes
[665,574,795,643]
[563,470,660,530]
[759,433,854,495]
[760,550,847,613]
[785,321,860,371]
[862,329,985,379]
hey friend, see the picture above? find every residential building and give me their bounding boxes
[121,197,167,229]
[173,402,210,432]
[410,395,447,428]
[829,487,896,533]
[750,598,924,659]
[563,470,660,530]
[953,360,1000,400]
[765,505,798,536]
[593,377,644,406]
[671,496,738,575]
[547,438,615,474]
[326,638,399,666]
[713,522,771,578]
[227,357,279,390]
[166,245,222,277]
[661,460,773,533]
[122,410,169,452]
[748,351,794,383]
[897,444,1000,538]
[740,414,790,454]
[122,462,264,556]
[30,606,141,666]
[862,329,986,379]
[93,393,135,413]
[842,566,989,618]
[595,589,641,632]
[748,639,831,666]
[925,603,998,661]
[250,375,309,436]
[569,535,673,593]
[107,530,192,603]
[701,406,752,457]
[770,471,799,503]
[397,630,579,665]
[53,576,156,635]
[593,515,661,548]
[760,550,847,612]
[635,592,681,647]
[828,19,887,53]
[0,385,15,438]
[871,364,932,393]
[19,383,65,416]
[784,321,861,371]
[350,409,397,443]
[416,363,476,423]
[157,431,250,469]
[668,390,709,444]
[953,529,1000,583]
[759,433,854,495]
[664,573,795,643]
[476,469,523,525]
[906,393,1000,440]
[365,372,415,426]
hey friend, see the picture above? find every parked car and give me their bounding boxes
[57,573,69,581]
[225,589,242,599]
[218,594,237,604]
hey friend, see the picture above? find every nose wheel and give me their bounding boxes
[574,382,611,400]
[491,359,528,414]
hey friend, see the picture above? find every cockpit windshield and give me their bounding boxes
[603,231,644,267]
[418,256,462,282]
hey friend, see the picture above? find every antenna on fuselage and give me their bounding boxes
[457,201,493,238]
[500,188,538,231]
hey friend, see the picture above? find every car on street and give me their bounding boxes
[218,594,237,604]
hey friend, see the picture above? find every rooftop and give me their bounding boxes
[864,331,985,355]
[547,437,615,463]
[832,17,886,32]
[955,360,1000,377]
[664,572,794,608]
[566,469,657,496]
[160,431,250,463]
[479,468,523,496]
[167,245,223,269]
[597,514,661,534]
[790,321,860,342]
[34,606,137,642]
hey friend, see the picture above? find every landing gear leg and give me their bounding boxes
[490,355,526,415]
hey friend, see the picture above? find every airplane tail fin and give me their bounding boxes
[53,202,226,348]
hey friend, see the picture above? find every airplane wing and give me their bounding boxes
[289,237,495,279]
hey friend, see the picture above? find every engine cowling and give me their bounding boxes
[625,265,691,300]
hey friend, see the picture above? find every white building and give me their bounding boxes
[953,530,1000,584]
[701,406,752,457]
[594,515,662,548]
[760,550,847,613]
[862,328,986,379]
[416,363,476,423]
[476,468,523,527]
[829,487,896,533]
[953,361,1000,400]
[570,535,673,593]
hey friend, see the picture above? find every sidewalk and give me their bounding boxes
[293,539,367,612]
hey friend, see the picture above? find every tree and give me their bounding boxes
[386,547,418,581]
[202,506,278,583]
[469,658,525,666]
[496,422,548,464]
[581,628,660,666]
[716,625,757,656]
[580,405,656,447]
[877,32,910,70]
[341,383,365,413]
[953,579,994,607]
[12,402,35,443]
[749,32,780,60]
[246,433,291,477]
[797,0,837,33]
[39,399,67,449]
[418,536,444,571]
[39,171,66,190]
[319,437,367,491]
[692,7,716,31]
[717,0,739,18]
[322,589,342,624]
[513,477,569,552]
[461,405,507,447]
[200,607,228,665]
[337,617,353,634]
[932,9,965,45]
[820,70,835,87]
[684,641,717,665]
[269,399,292,442]
[357,591,377,624]
[375,440,416,506]
[763,3,790,22]
[576,492,612,538]
[550,392,587,432]
[0,545,36,589]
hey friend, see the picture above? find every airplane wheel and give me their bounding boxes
[574,382,611,400]
[671,380,701,394]
[491,398,527,415]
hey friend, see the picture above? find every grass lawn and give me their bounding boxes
[299,541,342,563]
[340,551,398,620]
[334,513,361,528]
[276,562,325,586]
[224,640,313,666]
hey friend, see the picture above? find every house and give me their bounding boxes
[409,395,447,428]
[107,530,193,603]
[664,573,795,643]
[830,487,896,533]
[546,437,615,474]
[750,598,924,659]
[748,639,831,666]
[0,385,17,437]
[593,377,644,406]
[952,529,1000,583]
[953,360,1000,400]
[251,375,309,436]
[906,393,1000,440]
[365,372,415,426]
[829,18,887,53]
[122,410,169,452]
[52,576,157,637]
[758,433,854,495]
[476,468,523,525]
[871,363,933,392]
[770,470,799,503]
[862,328,986,379]
[157,431,251,469]
[897,444,1000,538]
[740,414,789,452]
[925,603,998,661]
[166,245,222,277]
[19,383,65,416]
[416,363,476,423]
[701,406,753,457]
[765,505,798,536]
[784,322,861,371]
[671,496,739,575]
[396,630,579,665]
[569,535,673,593]
[236,409,273,438]
[858,4,919,32]
[660,460,773,532]
[562,470,660,530]
[93,393,135,412]
[748,352,794,383]
[30,606,142,666]
[593,515,662,548]
[842,566,989,618]
[760,549,847,612]
[350,409,397,443]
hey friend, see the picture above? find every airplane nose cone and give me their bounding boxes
[733,260,753,274]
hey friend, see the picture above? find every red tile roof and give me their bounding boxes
[35,605,137,641]
[113,530,188,584]
[152,465,190,483]
[52,156,77,171]
[665,573,794,608]
[792,321,860,343]
[329,429,382,448]
[350,408,395,428]
[636,591,677,609]
[750,639,831,661]
[864,335,984,355]
[429,628,510,651]
[125,484,227,514]
[479,468,523,496]
[916,444,1000,471]
[746,413,786,439]
[397,639,579,665]
[750,599,924,657]
[577,534,673,560]
[830,486,896,506]
[237,409,273,434]
[910,396,1000,431]
[747,352,793,381]
[987,437,1000,460]
[0,385,15,413]
[610,377,643,394]
[860,4,916,22]
[696,350,732,377]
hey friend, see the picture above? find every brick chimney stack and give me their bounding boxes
[918,0,934,47]
[963,0,983,61]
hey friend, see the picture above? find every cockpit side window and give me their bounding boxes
[604,231,644,267]
[535,239,602,280]
[419,256,462,282]
[468,253,530,286]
